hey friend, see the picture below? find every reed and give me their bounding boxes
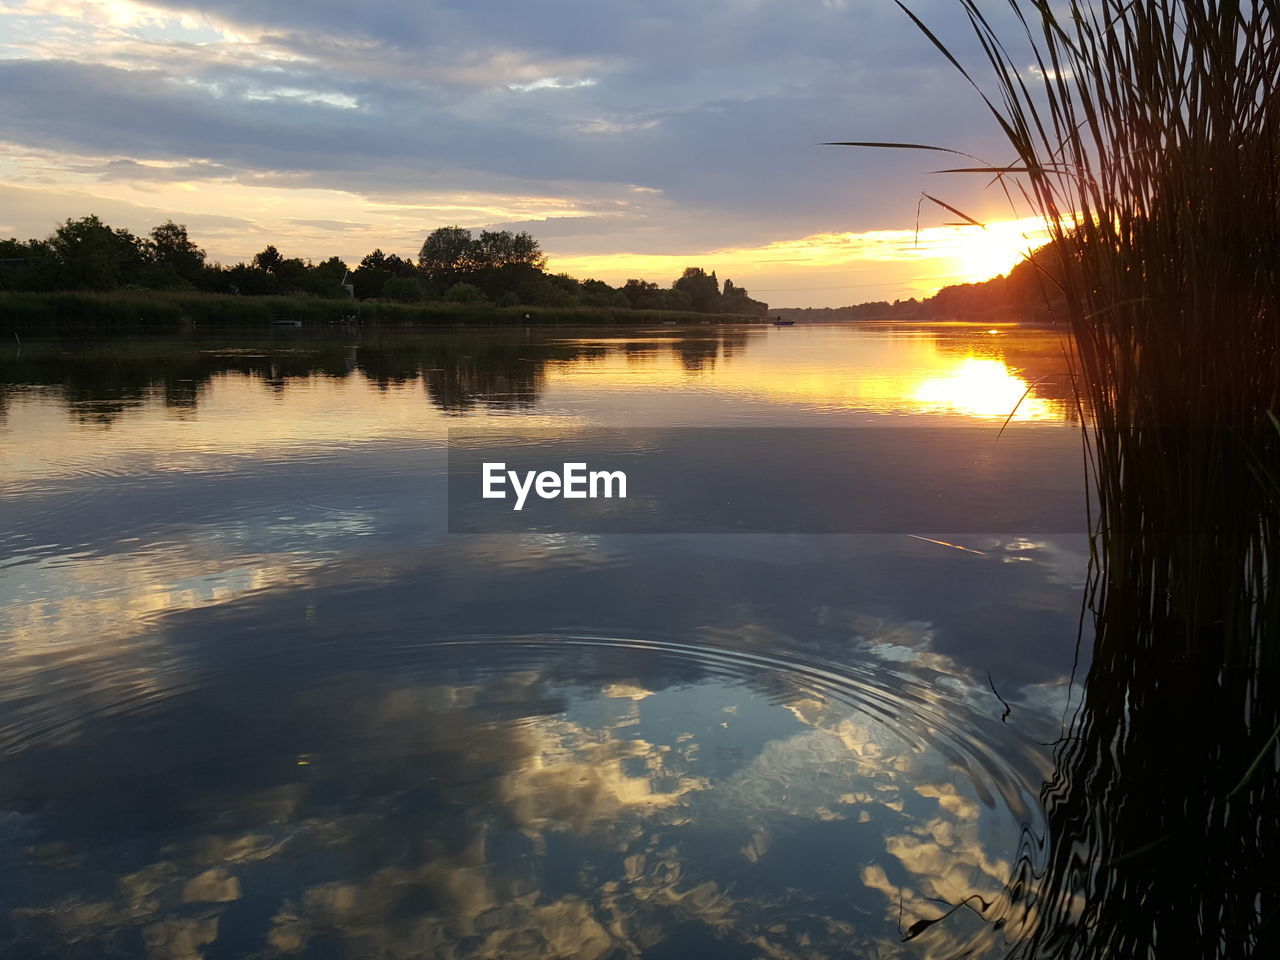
[840,2,1280,955]
[978,3,1278,954]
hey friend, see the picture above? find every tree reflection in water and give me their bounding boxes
[0,328,759,423]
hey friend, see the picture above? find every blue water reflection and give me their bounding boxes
[0,324,1086,957]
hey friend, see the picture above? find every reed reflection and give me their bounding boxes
[922,0,1280,950]
[995,419,1280,958]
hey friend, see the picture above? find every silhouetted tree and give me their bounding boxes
[2,214,761,313]
[473,230,545,271]
[443,282,485,303]
[306,255,349,297]
[224,262,279,295]
[0,237,59,292]
[674,267,722,313]
[621,279,660,307]
[352,249,416,299]
[581,278,627,307]
[418,226,475,281]
[49,215,143,290]
[383,275,429,302]
[721,277,768,315]
[252,245,284,274]
[145,221,206,282]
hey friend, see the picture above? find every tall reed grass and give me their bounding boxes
[842,2,1280,955]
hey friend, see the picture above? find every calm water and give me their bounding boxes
[0,323,1089,958]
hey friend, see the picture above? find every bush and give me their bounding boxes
[383,276,428,302]
[443,283,486,303]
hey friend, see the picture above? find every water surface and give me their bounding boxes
[0,323,1087,958]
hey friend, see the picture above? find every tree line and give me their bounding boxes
[775,241,1067,324]
[0,216,769,315]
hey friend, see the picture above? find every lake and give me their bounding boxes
[0,322,1090,958]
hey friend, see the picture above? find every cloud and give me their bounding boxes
[508,76,597,93]
[0,0,1030,304]
[0,180,255,239]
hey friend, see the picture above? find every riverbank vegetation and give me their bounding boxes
[0,218,768,328]
[0,289,759,330]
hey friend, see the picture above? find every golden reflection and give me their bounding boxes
[911,356,1059,421]
[1,547,323,651]
[0,547,329,755]
[0,373,444,488]
[544,328,1069,422]
[0,328,1072,494]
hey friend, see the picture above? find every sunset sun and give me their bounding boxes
[942,216,1053,285]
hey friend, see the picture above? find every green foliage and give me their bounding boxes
[0,237,60,292]
[580,279,627,308]
[1,215,770,317]
[620,278,694,310]
[417,225,547,285]
[640,287,693,312]
[145,220,206,282]
[303,255,350,297]
[621,279,659,306]
[271,257,310,290]
[524,273,582,308]
[443,282,486,303]
[252,245,284,274]
[49,215,144,290]
[224,263,279,296]
[417,226,475,280]
[383,275,429,302]
[473,229,546,272]
[352,249,415,299]
[0,290,763,331]
[720,277,768,316]
[673,267,721,313]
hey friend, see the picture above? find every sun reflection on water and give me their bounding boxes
[911,356,1060,421]
[542,328,1069,423]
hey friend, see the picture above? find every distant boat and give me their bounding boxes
[271,317,302,327]
[772,318,796,326]
[329,314,358,325]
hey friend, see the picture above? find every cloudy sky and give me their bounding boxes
[0,0,1051,306]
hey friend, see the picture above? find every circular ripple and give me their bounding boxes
[0,632,1051,958]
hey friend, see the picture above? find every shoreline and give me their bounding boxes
[0,289,1060,334]
[0,290,770,332]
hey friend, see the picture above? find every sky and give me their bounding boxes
[0,0,1054,307]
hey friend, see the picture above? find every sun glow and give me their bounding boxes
[547,216,1055,303]
[543,333,1067,423]
[911,356,1057,420]
[940,218,1053,285]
